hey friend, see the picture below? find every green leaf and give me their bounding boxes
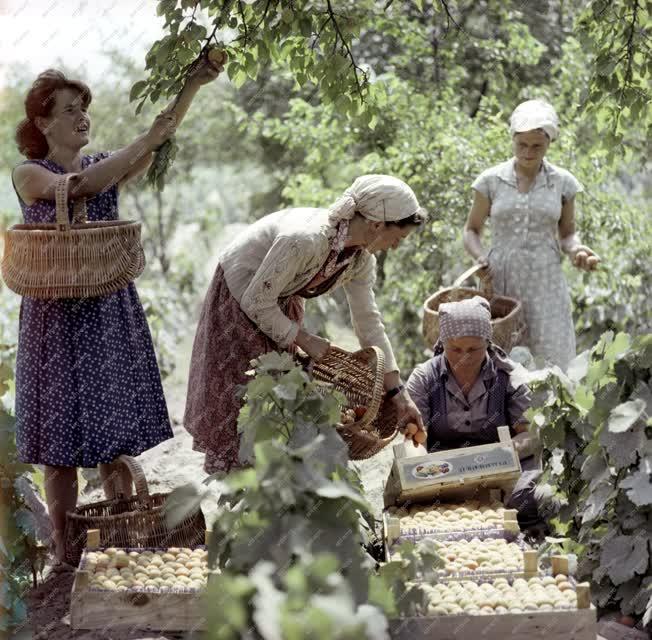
[620,460,652,506]
[129,80,148,103]
[163,483,208,528]
[600,534,649,585]
[567,350,590,382]
[608,399,646,433]
[314,480,370,510]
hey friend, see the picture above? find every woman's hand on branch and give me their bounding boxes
[145,113,177,150]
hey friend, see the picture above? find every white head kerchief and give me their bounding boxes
[509,99,559,141]
[327,174,421,226]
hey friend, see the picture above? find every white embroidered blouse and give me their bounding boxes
[218,207,399,373]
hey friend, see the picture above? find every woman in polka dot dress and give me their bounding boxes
[463,100,601,370]
[10,59,224,569]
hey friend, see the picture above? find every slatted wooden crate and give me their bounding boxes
[389,603,596,640]
[70,528,216,631]
[388,555,597,639]
[383,426,522,507]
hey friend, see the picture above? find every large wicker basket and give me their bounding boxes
[423,264,526,352]
[64,455,205,566]
[300,346,400,460]
[2,174,144,299]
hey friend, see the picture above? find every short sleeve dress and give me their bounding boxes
[472,157,583,370]
[11,153,173,467]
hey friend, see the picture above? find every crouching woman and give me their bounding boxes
[406,296,541,527]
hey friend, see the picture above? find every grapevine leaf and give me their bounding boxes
[581,484,614,524]
[567,349,591,383]
[620,460,652,507]
[600,534,649,585]
[608,399,646,433]
[163,483,209,528]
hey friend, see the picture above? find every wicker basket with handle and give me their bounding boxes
[422,264,526,352]
[300,345,400,460]
[2,172,145,299]
[64,455,205,566]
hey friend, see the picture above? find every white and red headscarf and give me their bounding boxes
[327,174,421,226]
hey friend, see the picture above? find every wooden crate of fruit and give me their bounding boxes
[386,535,541,581]
[384,426,521,507]
[383,497,520,542]
[389,567,597,639]
[70,528,216,631]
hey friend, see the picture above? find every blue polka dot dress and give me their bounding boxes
[11,152,173,468]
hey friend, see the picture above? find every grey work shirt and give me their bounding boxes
[407,353,531,437]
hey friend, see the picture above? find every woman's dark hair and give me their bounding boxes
[386,207,429,228]
[15,69,92,159]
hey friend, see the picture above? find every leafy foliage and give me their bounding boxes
[0,361,42,633]
[576,0,651,162]
[527,331,652,618]
[166,352,440,638]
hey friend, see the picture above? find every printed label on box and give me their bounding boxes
[402,447,515,483]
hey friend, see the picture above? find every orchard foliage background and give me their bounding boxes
[0,0,650,634]
[139,0,651,371]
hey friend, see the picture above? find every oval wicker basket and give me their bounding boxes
[64,455,205,566]
[2,174,144,299]
[300,345,400,460]
[422,265,526,353]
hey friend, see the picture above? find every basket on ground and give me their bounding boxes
[423,264,525,352]
[300,345,400,460]
[64,455,205,566]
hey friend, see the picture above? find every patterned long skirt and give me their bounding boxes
[183,265,304,474]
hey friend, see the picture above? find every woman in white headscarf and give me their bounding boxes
[463,99,601,370]
[185,175,427,473]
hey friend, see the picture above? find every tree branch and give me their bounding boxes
[238,0,249,46]
[325,0,366,99]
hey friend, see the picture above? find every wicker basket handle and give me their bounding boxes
[114,455,151,504]
[55,174,87,231]
[453,264,494,298]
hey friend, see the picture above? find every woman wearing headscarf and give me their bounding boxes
[463,99,601,370]
[184,174,427,474]
[405,297,541,526]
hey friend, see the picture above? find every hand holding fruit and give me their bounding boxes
[571,245,600,271]
[390,388,423,428]
[188,48,228,87]
[402,420,427,447]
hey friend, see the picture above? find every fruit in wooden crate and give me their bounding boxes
[423,574,578,616]
[429,538,523,574]
[388,500,507,534]
[85,547,212,591]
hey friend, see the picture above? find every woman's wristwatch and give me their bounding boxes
[385,384,405,400]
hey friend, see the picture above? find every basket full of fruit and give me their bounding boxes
[300,345,400,460]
